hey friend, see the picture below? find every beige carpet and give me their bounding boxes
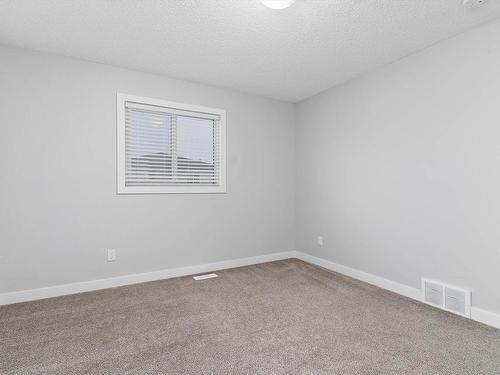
[1,259,499,374]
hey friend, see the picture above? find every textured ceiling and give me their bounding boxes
[0,0,499,102]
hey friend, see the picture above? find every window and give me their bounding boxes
[117,93,226,194]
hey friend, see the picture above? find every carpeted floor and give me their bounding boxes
[1,259,500,374]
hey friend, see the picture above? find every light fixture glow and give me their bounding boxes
[261,0,296,10]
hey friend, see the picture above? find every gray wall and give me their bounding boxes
[2,19,500,317]
[296,19,500,314]
[0,46,296,293]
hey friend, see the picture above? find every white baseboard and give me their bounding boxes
[295,251,421,301]
[3,250,499,331]
[471,307,500,330]
[295,251,500,330]
[0,251,296,306]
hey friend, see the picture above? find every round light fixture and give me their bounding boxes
[261,0,296,10]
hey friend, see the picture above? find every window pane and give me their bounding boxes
[177,116,214,165]
[125,108,173,186]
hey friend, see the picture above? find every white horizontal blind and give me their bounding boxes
[124,101,221,187]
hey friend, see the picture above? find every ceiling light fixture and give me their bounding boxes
[261,0,296,10]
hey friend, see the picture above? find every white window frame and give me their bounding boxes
[117,93,227,194]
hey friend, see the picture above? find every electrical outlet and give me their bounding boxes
[107,249,116,262]
[317,236,324,247]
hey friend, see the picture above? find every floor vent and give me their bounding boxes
[193,273,218,281]
[422,278,471,318]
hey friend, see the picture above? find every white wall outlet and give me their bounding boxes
[317,236,324,247]
[107,249,117,262]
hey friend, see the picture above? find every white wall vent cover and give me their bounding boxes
[424,280,444,307]
[422,278,471,318]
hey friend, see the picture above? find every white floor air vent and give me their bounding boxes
[193,273,218,281]
[422,278,471,318]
